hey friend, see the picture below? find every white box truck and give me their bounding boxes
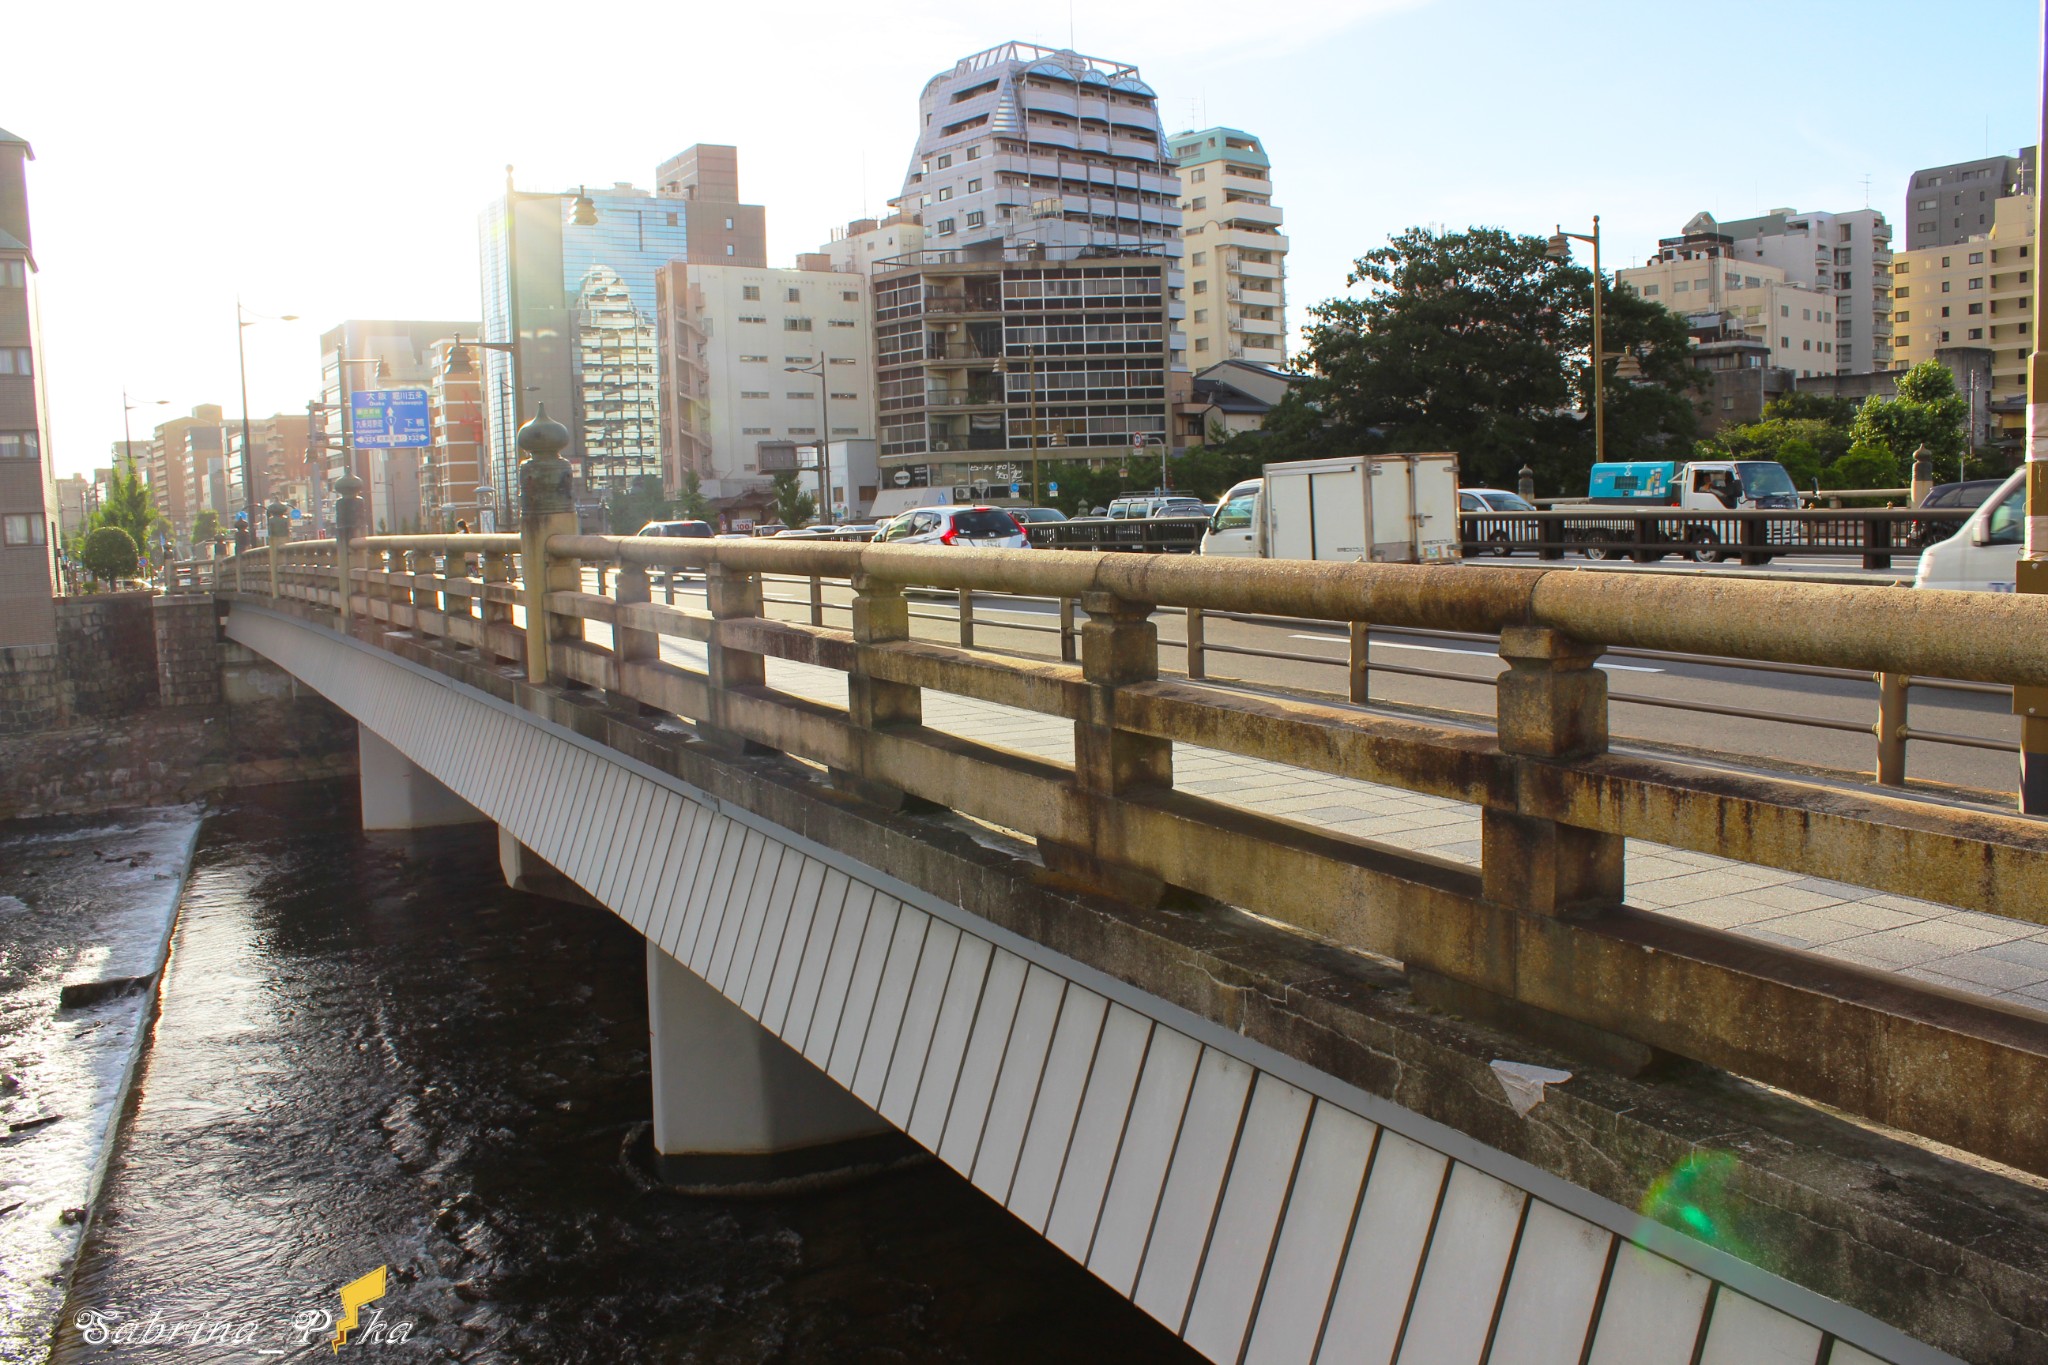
[1200,453,1463,563]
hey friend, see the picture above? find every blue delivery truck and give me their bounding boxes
[1565,458,1798,560]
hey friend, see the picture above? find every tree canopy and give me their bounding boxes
[674,470,712,522]
[769,471,816,528]
[81,526,139,585]
[1262,226,1699,491]
[89,459,162,557]
[605,474,673,535]
[1849,360,1971,476]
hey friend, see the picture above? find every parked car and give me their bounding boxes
[1919,478,2009,510]
[750,523,790,537]
[1012,507,1068,525]
[875,505,1031,549]
[1104,493,1207,520]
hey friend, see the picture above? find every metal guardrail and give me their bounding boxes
[1026,515,1210,553]
[1460,507,1971,569]
[219,534,2048,1178]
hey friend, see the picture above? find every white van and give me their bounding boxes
[1915,468,2025,592]
[1200,454,1461,563]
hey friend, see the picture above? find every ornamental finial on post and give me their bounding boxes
[517,404,574,516]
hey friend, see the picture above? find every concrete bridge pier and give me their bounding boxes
[356,726,486,831]
[645,942,894,1188]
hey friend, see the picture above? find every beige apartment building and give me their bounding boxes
[0,126,57,647]
[811,215,926,281]
[1169,127,1287,366]
[654,261,874,501]
[1617,224,1837,377]
[1890,192,2034,447]
[145,405,224,557]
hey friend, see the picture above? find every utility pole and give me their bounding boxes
[2020,8,2048,814]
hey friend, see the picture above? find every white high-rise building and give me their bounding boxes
[815,215,927,280]
[1169,127,1287,366]
[869,42,1188,501]
[891,40,1182,260]
[654,262,874,502]
[1701,208,1896,375]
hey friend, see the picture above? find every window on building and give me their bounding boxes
[738,314,766,324]
[726,245,735,256]
[1969,251,1985,264]
[831,391,857,401]
[829,357,856,365]
[740,354,768,363]
[935,218,955,236]
[1802,308,1811,320]
[1969,328,1985,339]
[842,290,859,302]
[966,178,982,194]
[1193,280,1207,294]
[1,513,45,546]
[966,146,980,160]
[0,431,37,460]
[786,287,802,303]
[725,217,734,229]
[1190,197,1206,210]
[1896,310,1910,322]
[0,347,30,376]
[1941,306,1951,317]
[1193,309,1208,323]
[788,427,816,436]
[1896,286,1910,298]
[936,154,953,169]
[742,285,761,300]
[666,212,679,226]
[1802,339,1811,350]
[1674,280,1690,293]
[1941,331,1951,342]
[1941,281,1951,293]
[829,318,857,328]
[785,391,810,400]
[1942,256,1952,268]
[1780,305,1790,318]
[740,390,769,399]
[937,187,952,202]
[0,261,23,287]
[785,356,812,364]
[1968,302,1984,315]
[1641,284,1659,296]
[1746,276,1761,288]
[1194,337,1209,352]
[965,211,985,229]
[742,426,771,435]
[1895,261,1911,274]
[1968,277,1984,289]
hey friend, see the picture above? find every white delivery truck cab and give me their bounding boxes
[1200,454,1462,563]
[1915,467,2025,592]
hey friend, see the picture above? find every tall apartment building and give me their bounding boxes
[0,126,56,647]
[654,262,873,505]
[1704,208,1894,375]
[1904,148,2035,251]
[316,320,474,534]
[871,42,1184,499]
[1618,223,1837,377]
[225,413,310,527]
[1168,127,1287,365]
[424,340,486,529]
[479,147,766,512]
[1891,192,2035,450]
[145,406,223,557]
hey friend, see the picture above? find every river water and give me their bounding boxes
[43,783,1197,1363]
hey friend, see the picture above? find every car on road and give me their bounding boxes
[635,519,712,539]
[1915,468,2024,592]
[1103,493,1207,520]
[1919,479,2009,511]
[1012,507,1068,525]
[875,505,1032,548]
[1457,488,1538,556]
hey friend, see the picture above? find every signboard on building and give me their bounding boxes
[887,465,931,489]
[757,441,799,473]
[349,389,432,449]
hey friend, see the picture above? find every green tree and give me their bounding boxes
[1279,226,1697,494]
[769,471,815,528]
[80,525,139,585]
[90,459,162,555]
[1849,361,1969,474]
[1761,391,1859,427]
[675,469,713,522]
[192,509,222,544]
[1821,440,1903,491]
[606,474,673,534]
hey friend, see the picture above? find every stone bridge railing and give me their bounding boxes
[204,531,2048,1181]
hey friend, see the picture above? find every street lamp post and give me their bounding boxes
[1547,217,1607,466]
[784,356,831,521]
[236,300,298,549]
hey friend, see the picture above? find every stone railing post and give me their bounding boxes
[1482,625,1624,916]
[1348,620,1372,704]
[333,469,365,634]
[835,573,928,809]
[1040,592,1171,902]
[612,556,656,711]
[266,502,289,599]
[409,546,438,639]
[1875,671,1910,787]
[516,406,577,685]
[481,548,513,665]
[700,558,767,754]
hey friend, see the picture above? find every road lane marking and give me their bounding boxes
[1286,635,1663,673]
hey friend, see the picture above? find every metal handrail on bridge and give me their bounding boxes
[216,533,2048,1178]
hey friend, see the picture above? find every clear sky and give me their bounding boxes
[12,0,2043,478]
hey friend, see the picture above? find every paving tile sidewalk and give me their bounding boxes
[653,636,2048,1011]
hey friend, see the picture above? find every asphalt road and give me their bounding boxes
[620,563,2018,800]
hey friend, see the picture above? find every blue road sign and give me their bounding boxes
[350,389,431,449]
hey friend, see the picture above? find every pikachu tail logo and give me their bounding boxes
[331,1266,388,1353]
